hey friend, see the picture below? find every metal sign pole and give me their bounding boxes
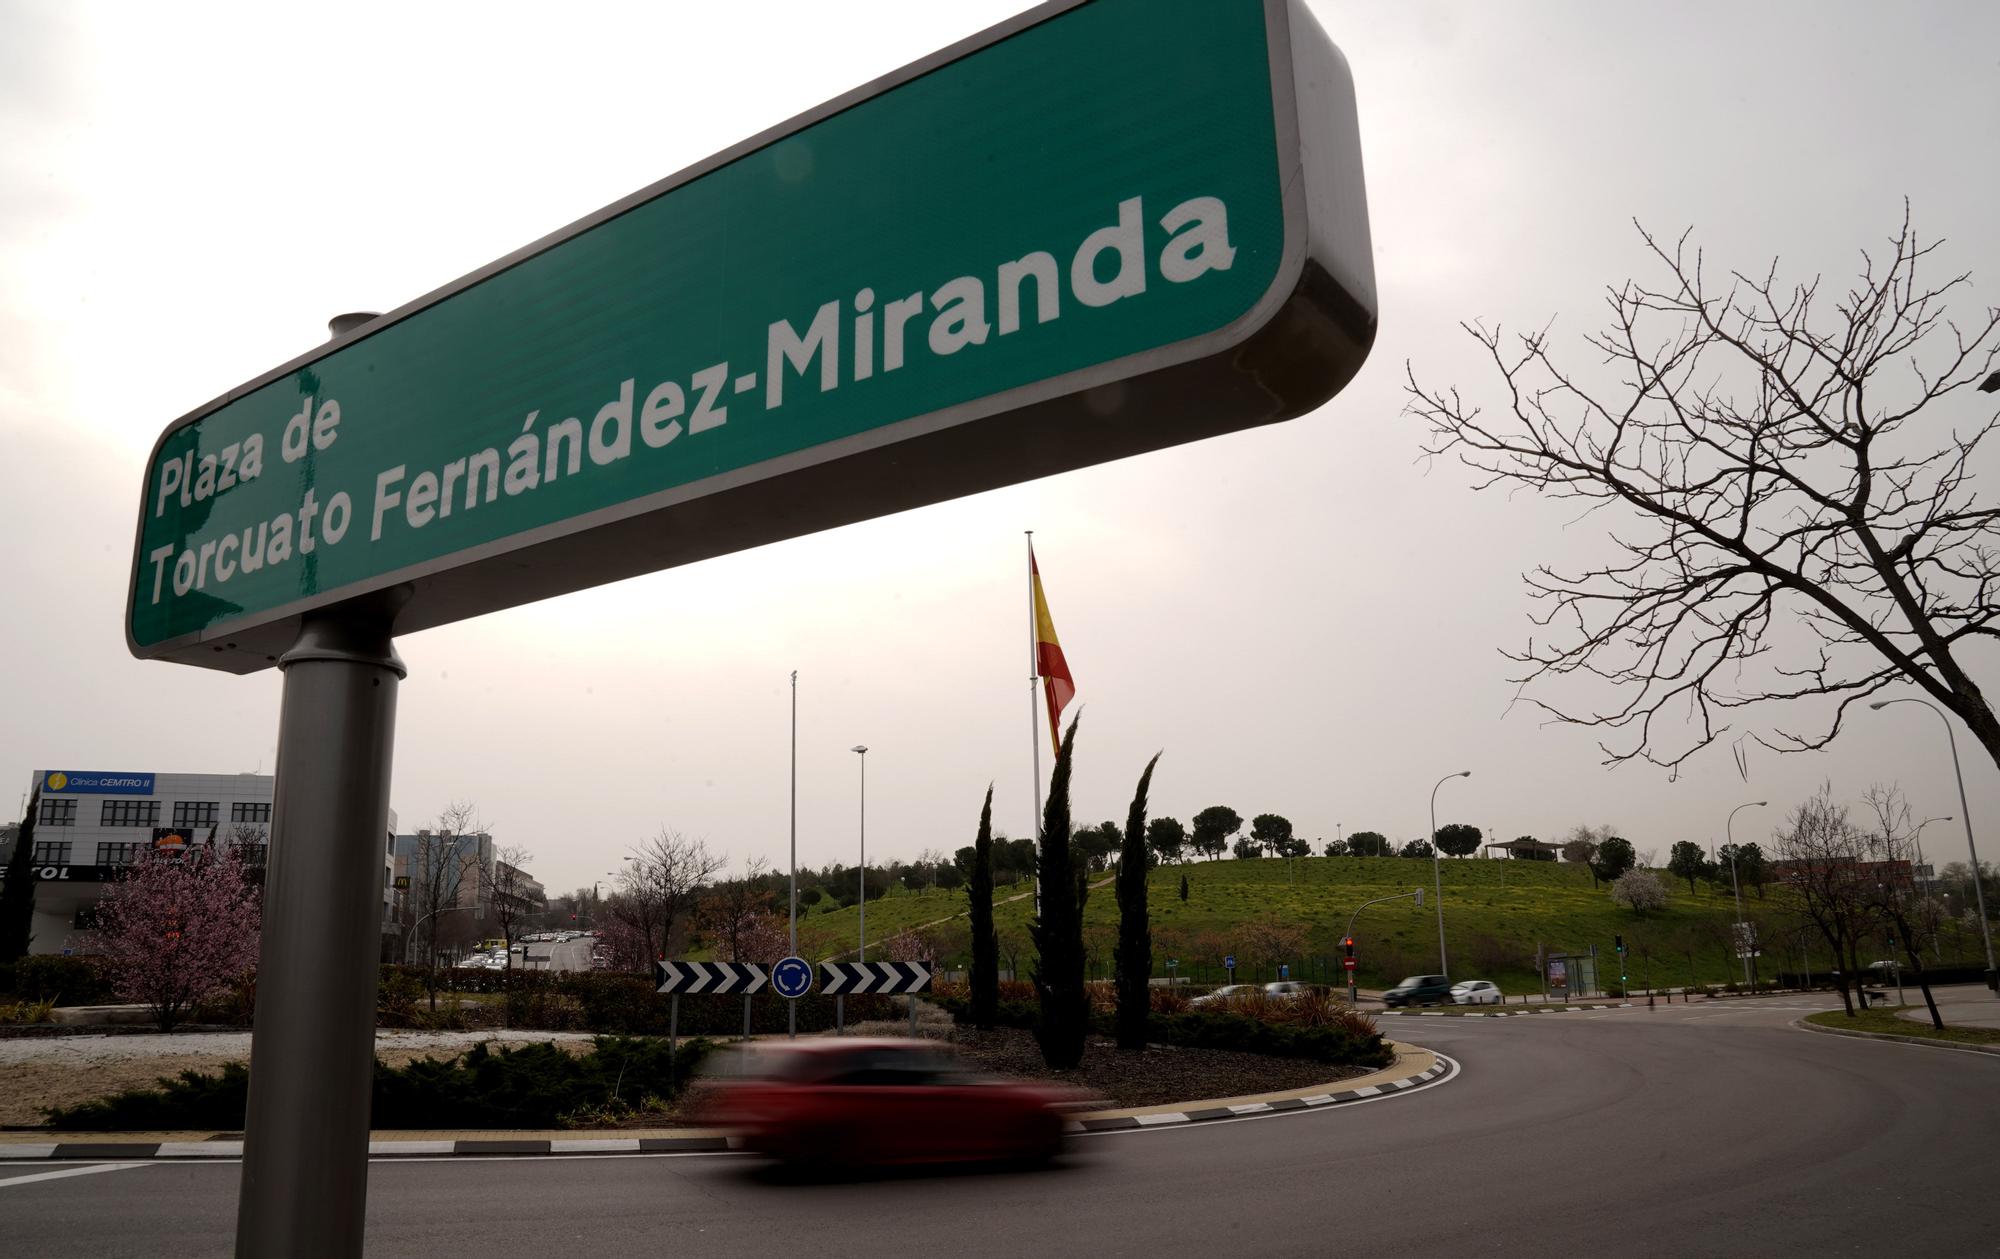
[234,613,403,1259]
[743,993,753,1041]
[669,994,679,1058]
[836,994,844,1035]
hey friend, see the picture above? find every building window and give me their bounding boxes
[38,797,76,827]
[101,842,146,866]
[101,799,161,827]
[173,801,220,827]
[231,802,272,824]
[31,842,72,864]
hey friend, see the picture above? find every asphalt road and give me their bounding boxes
[522,936,594,973]
[4,993,1995,1257]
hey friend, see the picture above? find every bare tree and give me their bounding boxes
[1407,211,2000,776]
[1857,785,1947,1028]
[1771,786,1873,1016]
[478,843,539,973]
[698,856,772,962]
[610,829,724,962]
[409,801,483,1006]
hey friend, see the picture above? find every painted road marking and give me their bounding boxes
[0,1163,149,1189]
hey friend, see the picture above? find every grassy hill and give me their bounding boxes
[794,855,1911,994]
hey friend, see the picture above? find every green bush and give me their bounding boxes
[42,1036,716,1131]
[9,955,115,1005]
[929,990,1391,1069]
[45,1063,253,1131]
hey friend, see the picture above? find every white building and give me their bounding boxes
[3,770,397,956]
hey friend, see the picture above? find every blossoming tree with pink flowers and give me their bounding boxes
[95,845,262,1031]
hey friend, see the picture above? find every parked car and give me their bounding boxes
[1263,981,1309,1000]
[1189,984,1259,1008]
[1382,975,1455,1008]
[691,1039,1084,1167]
[1451,979,1502,1005]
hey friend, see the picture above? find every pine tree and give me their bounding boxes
[1115,754,1161,1051]
[968,785,998,1029]
[0,790,40,962]
[1031,716,1086,1069]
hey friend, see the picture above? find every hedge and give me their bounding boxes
[380,965,907,1035]
[0,955,117,1006]
[42,1035,715,1131]
[932,992,1392,1068]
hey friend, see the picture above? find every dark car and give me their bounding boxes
[1382,974,1454,1008]
[691,1038,1085,1168]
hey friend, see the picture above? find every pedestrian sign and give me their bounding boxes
[1225,955,1236,972]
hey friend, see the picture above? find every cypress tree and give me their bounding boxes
[1031,716,1086,1069]
[968,785,998,1029]
[1114,754,1161,1051]
[1179,873,1190,903]
[0,790,41,962]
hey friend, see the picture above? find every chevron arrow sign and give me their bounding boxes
[820,960,932,996]
[654,959,769,995]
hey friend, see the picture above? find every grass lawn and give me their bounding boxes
[1805,1005,2000,1046]
[794,855,1990,995]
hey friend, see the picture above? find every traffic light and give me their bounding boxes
[1615,934,1625,953]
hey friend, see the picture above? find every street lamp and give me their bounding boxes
[1910,815,1952,896]
[852,745,869,962]
[1721,801,1766,986]
[1429,771,1470,979]
[405,904,475,966]
[1871,697,1997,988]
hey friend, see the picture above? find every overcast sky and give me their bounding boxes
[4,1,1999,900]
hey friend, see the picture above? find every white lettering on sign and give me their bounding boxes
[144,194,1235,608]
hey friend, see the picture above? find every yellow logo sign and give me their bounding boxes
[44,772,67,792]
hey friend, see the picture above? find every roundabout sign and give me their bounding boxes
[771,956,814,1000]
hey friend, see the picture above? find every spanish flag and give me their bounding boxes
[1030,543,1075,755]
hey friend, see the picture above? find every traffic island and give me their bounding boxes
[1374,1001,1632,1018]
[0,1042,1452,1160]
[1797,1007,2000,1055]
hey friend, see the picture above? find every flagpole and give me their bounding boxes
[1027,530,1042,919]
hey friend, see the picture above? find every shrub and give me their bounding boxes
[43,1036,717,1131]
[1147,986,1193,1016]
[0,996,56,1024]
[10,955,115,1006]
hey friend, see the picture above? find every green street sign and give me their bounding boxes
[128,0,1374,671]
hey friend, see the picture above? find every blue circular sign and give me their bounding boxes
[772,955,814,999]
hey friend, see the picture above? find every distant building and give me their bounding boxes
[2,770,398,957]
[390,831,545,961]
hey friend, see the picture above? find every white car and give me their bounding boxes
[1190,984,1259,1008]
[1452,979,1502,1005]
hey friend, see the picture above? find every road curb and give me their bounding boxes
[1067,1051,1453,1134]
[1793,1017,2000,1057]
[1375,1003,1632,1018]
[0,1047,1457,1161]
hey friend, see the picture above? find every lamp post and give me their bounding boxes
[1910,815,1951,897]
[1871,697,1997,989]
[1722,801,1766,986]
[404,904,474,966]
[852,745,869,961]
[1429,771,1470,978]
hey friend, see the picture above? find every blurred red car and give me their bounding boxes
[692,1038,1079,1167]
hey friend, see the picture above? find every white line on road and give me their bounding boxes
[0,1162,150,1189]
